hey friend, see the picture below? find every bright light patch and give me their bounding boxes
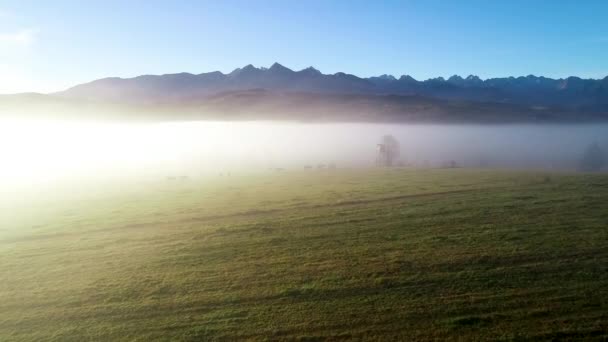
[0,120,344,190]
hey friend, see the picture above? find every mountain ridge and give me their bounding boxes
[3,63,608,124]
[57,63,608,111]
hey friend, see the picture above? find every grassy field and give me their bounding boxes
[1,168,607,341]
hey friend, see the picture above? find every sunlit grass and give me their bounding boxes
[1,168,607,340]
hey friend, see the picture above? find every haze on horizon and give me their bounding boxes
[1,0,608,94]
[3,2,608,341]
[1,1,607,190]
[0,120,606,194]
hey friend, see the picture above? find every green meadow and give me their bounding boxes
[1,169,607,340]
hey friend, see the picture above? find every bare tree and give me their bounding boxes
[376,135,400,167]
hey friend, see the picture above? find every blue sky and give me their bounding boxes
[1,0,607,93]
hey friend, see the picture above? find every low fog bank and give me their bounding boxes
[4,92,608,124]
[0,120,606,190]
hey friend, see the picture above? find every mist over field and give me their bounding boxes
[1,118,606,191]
[5,0,608,339]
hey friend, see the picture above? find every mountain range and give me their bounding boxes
[59,63,608,111]
[3,63,608,123]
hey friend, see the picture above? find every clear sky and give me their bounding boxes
[1,0,607,93]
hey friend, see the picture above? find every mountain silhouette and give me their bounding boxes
[58,63,608,112]
[2,63,607,123]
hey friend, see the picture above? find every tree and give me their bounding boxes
[580,142,606,172]
[377,135,400,167]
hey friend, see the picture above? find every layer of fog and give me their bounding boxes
[1,119,606,191]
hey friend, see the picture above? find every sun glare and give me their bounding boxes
[0,119,315,190]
